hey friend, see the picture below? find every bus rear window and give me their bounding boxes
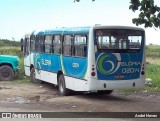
[95,29,143,52]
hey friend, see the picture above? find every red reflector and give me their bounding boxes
[141,71,145,75]
[91,72,96,77]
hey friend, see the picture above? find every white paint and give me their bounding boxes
[87,77,145,91]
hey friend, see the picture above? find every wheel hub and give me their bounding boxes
[1,68,10,78]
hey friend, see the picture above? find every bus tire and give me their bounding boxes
[0,65,14,81]
[30,68,41,84]
[58,74,71,96]
[97,90,113,95]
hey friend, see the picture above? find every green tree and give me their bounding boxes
[130,0,160,28]
[74,0,160,28]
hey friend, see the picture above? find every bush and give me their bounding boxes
[14,58,25,80]
[146,64,160,89]
[0,47,23,58]
[0,39,20,47]
[146,45,160,58]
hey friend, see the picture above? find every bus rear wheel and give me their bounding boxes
[30,68,41,84]
[97,90,113,95]
[58,74,71,96]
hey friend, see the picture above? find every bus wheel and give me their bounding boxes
[30,68,41,84]
[58,74,70,96]
[0,65,14,81]
[97,90,113,95]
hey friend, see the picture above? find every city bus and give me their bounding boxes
[21,25,145,96]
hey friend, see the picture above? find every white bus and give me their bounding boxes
[21,25,145,95]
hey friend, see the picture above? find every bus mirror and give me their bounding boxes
[21,38,23,51]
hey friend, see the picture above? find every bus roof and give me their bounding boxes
[31,25,144,35]
[32,26,90,35]
[92,25,145,31]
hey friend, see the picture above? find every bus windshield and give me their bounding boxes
[95,29,143,53]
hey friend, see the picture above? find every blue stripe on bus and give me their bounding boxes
[33,53,87,79]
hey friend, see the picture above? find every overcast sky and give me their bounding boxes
[0,0,159,45]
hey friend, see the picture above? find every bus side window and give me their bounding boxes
[35,36,38,52]
[53,35,61,54]
[24,38,29,55]
[44,35,52,53]
[74,35,87,57]
[36,35,44,53]
[63,35,72,56]
[30,35,35,52]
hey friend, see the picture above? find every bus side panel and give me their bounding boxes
[62,56,87,90]
[30,53,34,67]
[33,53,61,84]
[50,55,61,72]
[33,53,51,80]
[33,53,41,80]
[40,70,58,85]
[24,55,30,76]
[65,76,88,91]
[62,56,87,79]
[24,66,30,76]
[43,54,61,85]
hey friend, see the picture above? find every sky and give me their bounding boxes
[0,0,159,45]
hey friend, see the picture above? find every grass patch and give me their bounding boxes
[147,57,160,65]
[14,58,25,80]
[0,39,20,47]
[146,45,160,58]
[121,86,160,93]
[146,64,160,88]
[0,47,23,58]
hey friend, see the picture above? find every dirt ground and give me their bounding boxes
[0,81,160,112]
[0,81,160,121]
